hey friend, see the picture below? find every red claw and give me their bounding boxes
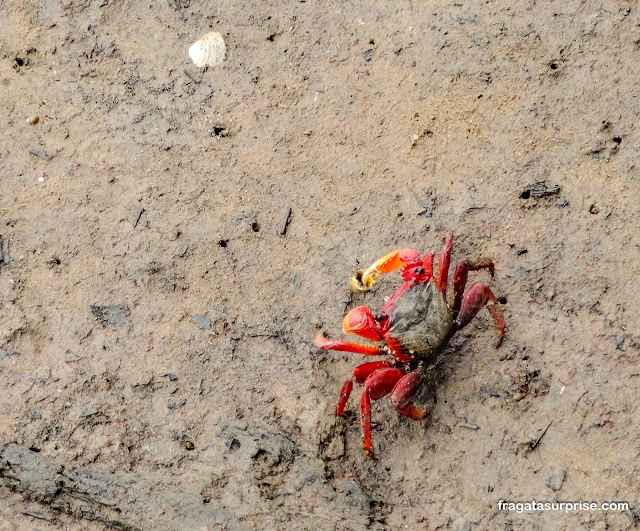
[342,306,383,341]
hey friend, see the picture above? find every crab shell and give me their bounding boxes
[384,280,454,362]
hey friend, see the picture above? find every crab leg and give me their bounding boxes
[314,335,383,356]
[360,367,407,457]
[391,368,428,419]
[456,282,506,337]
[452,259,495,319]
[336,360,394,416]
[435,232,453,296]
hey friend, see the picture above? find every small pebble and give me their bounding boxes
[27,115,39,125]
[168,399,187,410]
[310,84,324,93]
[184,69,201,83]
[174,244,188,257]
[556,197,569,207]
[91,304,129,325]
[194,314,211,330]
[417,160,427,169]
[546,471,565,490]
[29,149,49,160]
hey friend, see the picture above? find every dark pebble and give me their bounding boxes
[168,400,187,410]
[90,304,129,325]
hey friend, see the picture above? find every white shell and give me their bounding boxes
[189,31,226,67]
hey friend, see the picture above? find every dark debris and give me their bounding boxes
[90,304,130,325]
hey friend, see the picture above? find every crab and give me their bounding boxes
[315,233,505,458]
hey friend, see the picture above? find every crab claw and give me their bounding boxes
[342,306,383,342]
[350,269,373,293]
[350,249,421,293]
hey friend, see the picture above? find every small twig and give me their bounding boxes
[458,422,480,430]
[247,332,279,339]
[530,420,553,452]
[573,390,588,412]
[22,511,56,523]
[134,208,146,228]
[280,207,292,235]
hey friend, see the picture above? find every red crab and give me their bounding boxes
[315,233,505,458]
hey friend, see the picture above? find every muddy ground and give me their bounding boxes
[1,0,639,529]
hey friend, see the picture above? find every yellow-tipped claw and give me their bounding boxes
[349,250,410,293]
[350,269,375,293]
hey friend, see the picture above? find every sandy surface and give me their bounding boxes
[1,0,639,529]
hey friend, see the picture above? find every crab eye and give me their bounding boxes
[415,267,424,275]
